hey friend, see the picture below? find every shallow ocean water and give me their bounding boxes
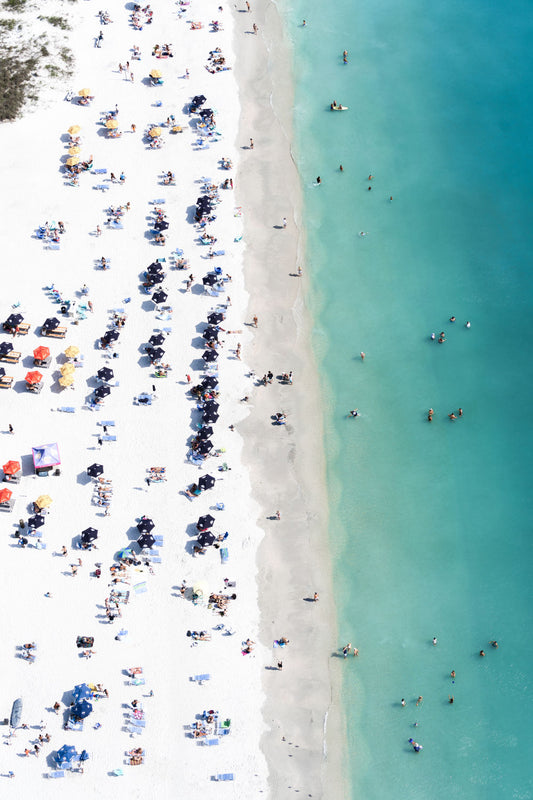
[279,0,533,796]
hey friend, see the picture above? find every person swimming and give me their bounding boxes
[349,409,359,417]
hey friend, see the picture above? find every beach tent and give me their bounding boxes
[137,517,155,533]
[10,698,22,728]
[71,700,92,719]
[28,514,45,529]
[137,533,155,550]
[32,443,60,469]
[197,530,215,548]
[55,744,77,767]
[198,474,216,491]
[87,463,103,478]
[73,684,92,702]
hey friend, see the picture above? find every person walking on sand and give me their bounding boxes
[313,592,319,602]
[249,137,254,149]
[282,217,287,228]
[252,315,258,327]
[61,545,68,557]
[8,424,13,434]
[253,23,258,33]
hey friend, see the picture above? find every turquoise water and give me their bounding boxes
[280,0,533,796]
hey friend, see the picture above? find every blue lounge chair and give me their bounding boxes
[220,547,229,564]
[151,198,166,204]
[58,406,76,413]
[98,419,115,426]
[92,168,107,174]
[48,770,66,778]
[215,773,234,781]
[102,434,117,442]
[112,768,124,776]
[95,184,109,191]
[151,556,162,564]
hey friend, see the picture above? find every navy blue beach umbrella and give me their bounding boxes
[43,317,60,330]
[55,744,77,767]
[0,341,13,355]
[197,440,213,455]
[28,514,45,529]
[202,350,218,362]
[201,376,218,390]
[72,699,93,719]
[197,426,213,440]
[95,385,111,399]
[137,532,155,549]
[203,400,219,413]
[97,366,114,382]
[5,313,23,328]
[87,463,104,478]
[207,312,224,325]
[152,290,168,304]
[202,411,219,424]
[202,274,217,286]
[197,530,215,548]
[198,474,215,491]
[81,527,98,544]
[197,514,215,530]
[72,683,92,702]
[137,517,155,533]
[149,333,165,346]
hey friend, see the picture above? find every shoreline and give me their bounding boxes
[232,1,346,796]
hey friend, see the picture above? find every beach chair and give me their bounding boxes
[130,719,146,728]
[48,770,66,779]
[92,168,107,174]
[112,768,124,776]
[46,243,60,251]
[98,420,116,426]
[36,541,46,550]
[102,435,117,442]
[58,406,76,413]
[220,547,229,564]
[151,198,166,204]
[95,183,109,191]
[110,220,123,229]
[134,582,147,594]
[126,726,143,735]
[193,674,211,684]
[153,535,164,546]
[128,678,145,687]
[0,376,14,389]
[18,322,31,334]
[215,773,234,781]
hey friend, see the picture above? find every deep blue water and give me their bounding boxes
[279,0,533,796]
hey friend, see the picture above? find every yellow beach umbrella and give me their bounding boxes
[64,345,80,358]
[68,146,81,155]
[36,494,52,509]
[150,69,162,79]
[66,156,79,167]
[149,127,162,138]
[105,119,119,129]
[60,363,75,376]
[78,88,91,97]
[59,375,74,387]
[68,125,81,135]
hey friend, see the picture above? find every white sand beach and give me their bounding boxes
[0,0,337,796]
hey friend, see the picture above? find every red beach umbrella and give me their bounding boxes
[25,371,43,385]
[3,460,21,475]
[0,487,13,503]
[33,346,50,361]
